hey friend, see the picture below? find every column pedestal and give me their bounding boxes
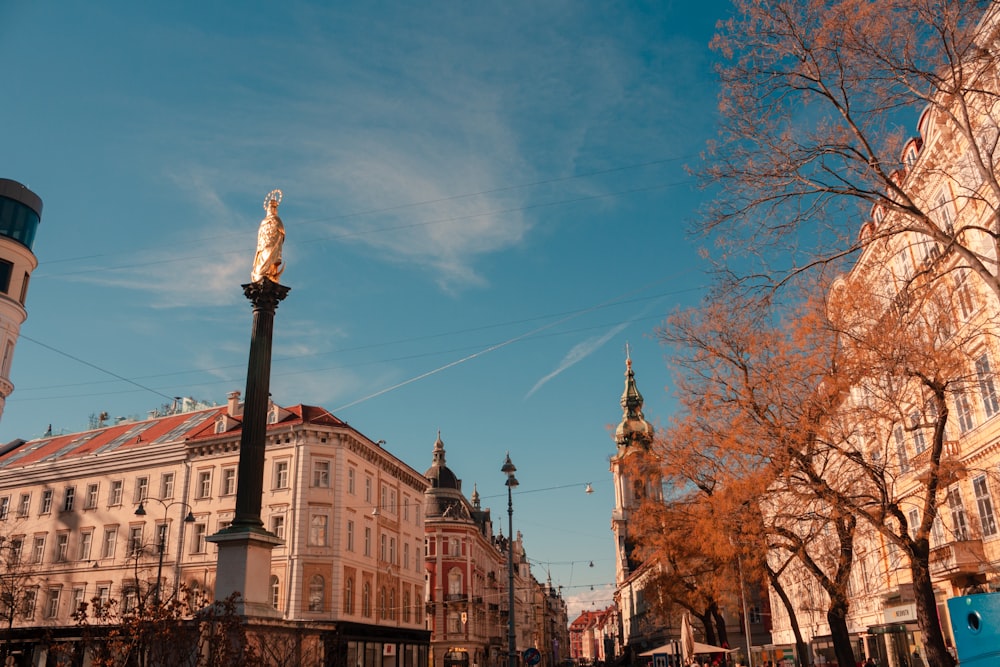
[208,529,284,618]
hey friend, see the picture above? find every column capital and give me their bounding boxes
[242,279,291,310]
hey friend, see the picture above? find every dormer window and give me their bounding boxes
[268,407,279,424]
[215,417,227,434]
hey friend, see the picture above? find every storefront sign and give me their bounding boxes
[883,603,917,624]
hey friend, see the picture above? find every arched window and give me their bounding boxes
[403,589,411,623]
[362,582,371,617]
[308,575,325,612]
[344,577,354,615]
[270,575,280,610]
[379,587,387,619]
[389,587,396,620]
[448,567,463,596]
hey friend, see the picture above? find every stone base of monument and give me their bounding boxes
[208,527,284,618]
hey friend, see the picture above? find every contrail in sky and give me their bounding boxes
[524,321,630,399]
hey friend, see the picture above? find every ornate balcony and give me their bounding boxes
[929,539,986,578]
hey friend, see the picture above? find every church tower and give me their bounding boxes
[0,179,42,421]
[609,351,660,586]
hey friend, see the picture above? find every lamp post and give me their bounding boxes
[502,452,519,667]
[135,498,196,604]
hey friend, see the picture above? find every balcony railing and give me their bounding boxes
[929,539,986,578]
[910,440,960,469]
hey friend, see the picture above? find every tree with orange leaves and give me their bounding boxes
[644,270,979,667]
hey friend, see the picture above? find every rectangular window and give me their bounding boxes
[161,472,175,499]
[931,516,945,547]
[191,524,207,554]
[403,496,409,521]
[109,481,123,506]
[380,533,387,561]
[17,493,29,517]
[348,467,356,494]
[404,542,410,569]
[910,412,926,455]
[977,354,1000,418]
[40,490,53,514]
[948,486,970,541]
[310,515,328,546]
[347,520,355,552]
[21,589,35,620]
[128,526,143,556]
[0,496,8,520]
[907,509,920,540]
[55,533,68,562]
[271,515,285,540]
[45,589,60,619]
[936,191,955,234]
[79,531,93,561]
[62,487,75,512]
[85,484,99,509]
[96,586,110,609]
[222,468,237,496]
[364,526,372,557]
[101,528,117,559]
[0,259,11,294]
[955,270,975,319]
[955,387,975,433]
[894,427,909,473]
[197,471,212,499]
[274,461,289,489]
[313,460,330,488]
[380,484,388,510]
[8,538,21,565]
[157,524,168,554]
[365,476,372,503]
[134,477,149,503]
[390,537,396,565]
[31,536,45,564]
[974,475,998,537]
[72,588,85,614]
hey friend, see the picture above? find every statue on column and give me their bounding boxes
[251,189,285,283]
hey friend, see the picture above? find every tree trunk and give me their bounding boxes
[698,607,718,647]
[711,605,729,648]
[910,558,956,667]
[827,598,856,667]
[768,567,811,667]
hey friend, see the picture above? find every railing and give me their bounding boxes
[929,539,986,577]
[909,440,960,469]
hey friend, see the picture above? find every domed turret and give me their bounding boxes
[0,179,42,421]
[423,432,470,519]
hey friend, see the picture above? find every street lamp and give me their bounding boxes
[502,452,519,667]
[134,498,196,604]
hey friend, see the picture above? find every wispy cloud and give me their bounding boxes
[525,321,631,399]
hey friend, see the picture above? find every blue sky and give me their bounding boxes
[0,1,730,617]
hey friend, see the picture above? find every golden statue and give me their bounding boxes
[251,189,285,283]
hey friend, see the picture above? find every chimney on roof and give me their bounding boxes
[227,391,243,418]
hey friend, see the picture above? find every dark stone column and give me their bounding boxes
[208,278,289,617]
[232,278,290,532]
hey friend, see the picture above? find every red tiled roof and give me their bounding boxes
[0,404,348,469]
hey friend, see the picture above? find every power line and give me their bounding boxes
[14,283,702,402]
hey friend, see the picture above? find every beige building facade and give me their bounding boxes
[768,6,1000,666]
[0,393,430,664]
